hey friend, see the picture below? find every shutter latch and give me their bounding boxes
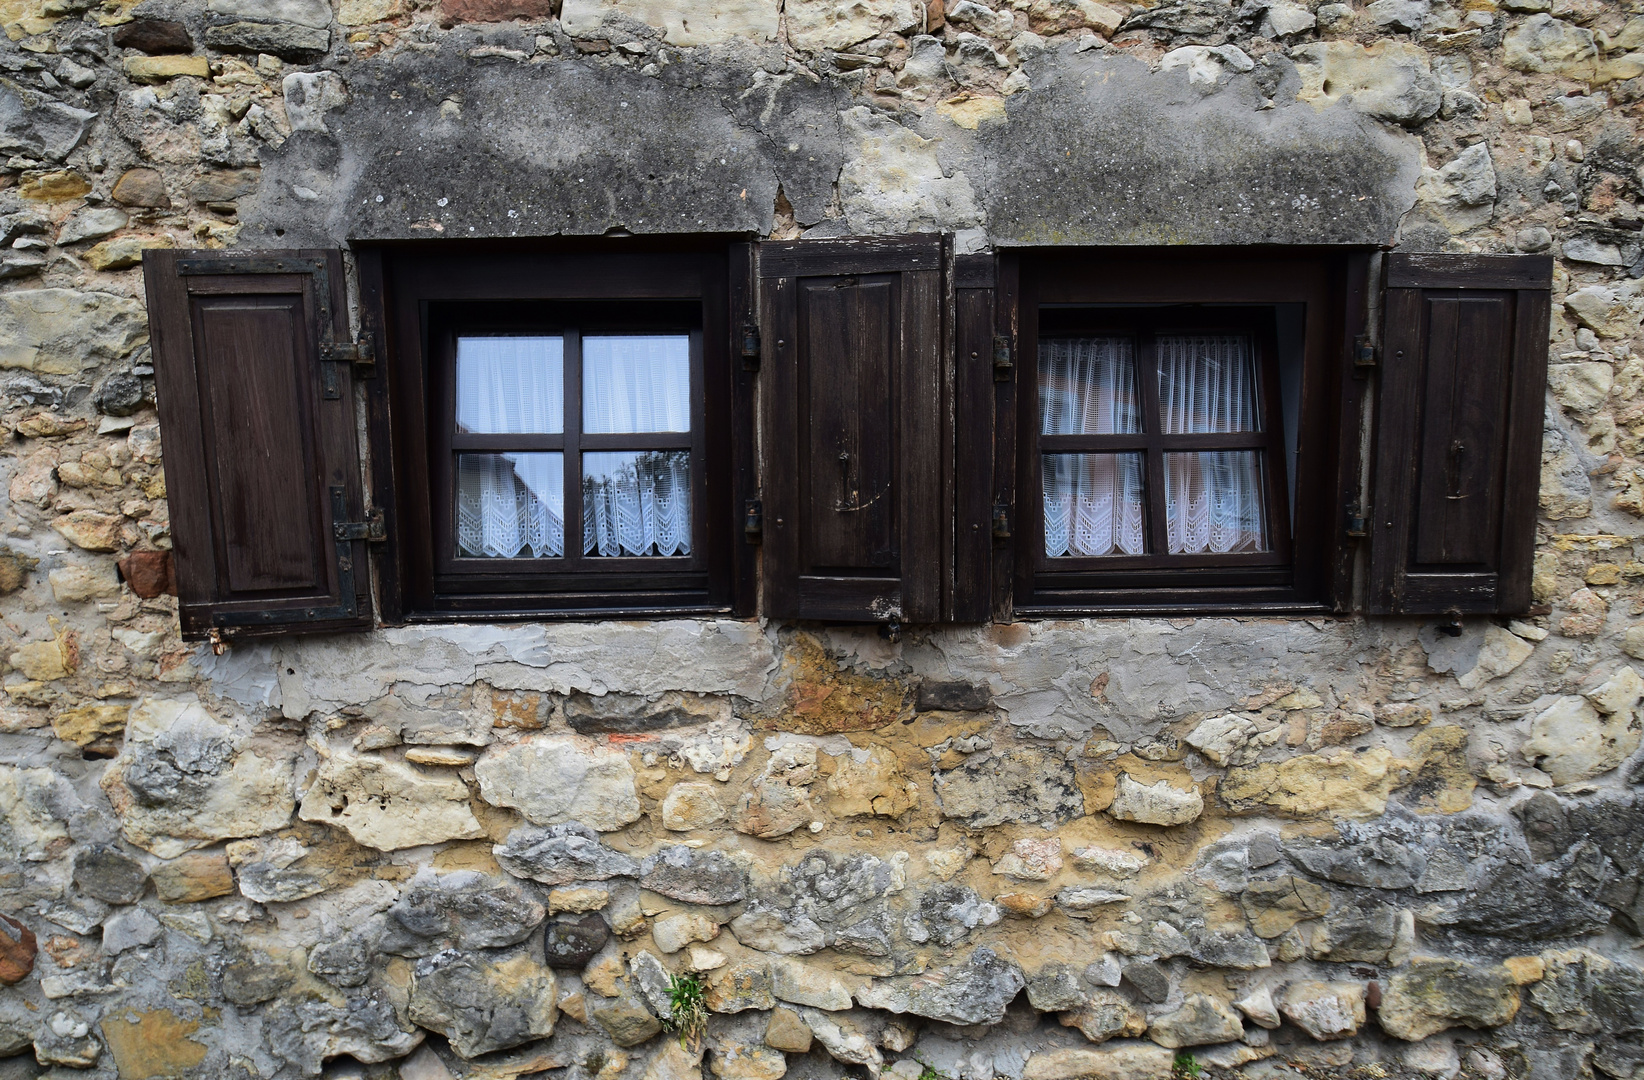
[319,338,376,398]
[744,498,763,543]
[993,334,1013,381]
[334,508,387,543]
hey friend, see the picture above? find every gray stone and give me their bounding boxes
[1056,887,1131,916]
[1146,993,1243,1048]
[733,851,910,955]
[934,746,1084,828]
[71,845,147,904]
[916,681,992,712]
[0,253,46,281]
[112,18,193,52]
[565,690,729,733]
[380,869,546,956]
[309,925,379,987]
[1187,929,1269,970]
[0,78,97,163]
[408,947,558,1058]
[100,905,160,953]
[1277,981,1365,1041]
[1531,948,1644,1035]
[262,988,421,1072]
[209,0,334,28]
[1504,13,1597,76]
[1366,0,1428,30]
[905,882,1000,945]
[591,992,663,1046]
[1379,957,1520,1041]
[227,835,339,903]
[223,946,298,1006]
[205,21,330,58]
[1060,988,1146,1044]
[92,373,146,420]
[1026,964,1088,1011]
[1122,961,1169,1004]
[640,845,748,905]
[855,947,1025,1025]
[1564,237,1627,267]
[494,822,641,885]
[630,950,675,1019]
[476,733,642,832]
[33,1009,99,1068]
[544,913,611,968]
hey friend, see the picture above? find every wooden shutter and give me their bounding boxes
[144,249,373,639]
[759,236,947,623]
[953,253,996,622]
[1368,253,1552,615]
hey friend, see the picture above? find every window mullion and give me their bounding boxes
[1138,330,1169,557]
[563,327,584,570]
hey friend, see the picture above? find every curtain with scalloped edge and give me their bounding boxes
[456,452,565,558]
[583,451,691,558]
[1157,335,1266,553]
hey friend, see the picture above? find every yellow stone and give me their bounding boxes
[11,639,69,681]
[18,170,91,201]
[1220,747,1404,820]
[1503,956,1545,985]
[339,0,398,24]
[52,704,128,746]
[996,892,1054,918]
[938,93,1007,130]
[123,54,210,82]
[771,633,912,734]
[86,235,176,272]
[1406,725,1474,814]
[1587,563,1624,585]
[51,510,123,551]
[1551,534,1632,551]
[1240,875,1332,938]
[549,886,610,913]
[100,1009,209,1080]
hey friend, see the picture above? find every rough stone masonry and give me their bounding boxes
[2,0,1644,1075]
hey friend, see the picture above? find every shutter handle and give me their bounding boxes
[1448,440,1467,500]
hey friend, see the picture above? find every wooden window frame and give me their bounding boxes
[1004,248,1371,616]
[363,239,753,622]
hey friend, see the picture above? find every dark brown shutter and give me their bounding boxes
[1368,253,1552,615]
[952,252,996,622]
[759,236,947,623]
[143,249,373,639]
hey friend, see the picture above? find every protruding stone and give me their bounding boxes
[706,961,777,1013]
[151,850,235,902]
[382,869,547,956]
[771,958,854,1010]
[495,822,641,885]
[409,947,557,1058]
[662,782,725,831]
[993,836,1063,880]
[1022,1043,1175,1080]
[653,911,719,955]
[591,992,663,1046]
[545,913,613,968]
[1146,993,1243,1048]
[111,168,171,208]
[1060,989,1147,1043]
[72,845,147,904]
[1107,773,1203,826]
[764,1007,812,1052]
[1277,981,1365,1040]
[641,845,748,904]
[112,19,193,53]
[1378,957,1521,1041]
[476,734,641,831]
[855,947,1025,1025]
[299,747,483,850]
[934,746,1084,828]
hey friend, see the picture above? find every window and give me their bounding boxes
[374,242,749,620]
[1008,250,1361,614]
[143,242,1550,640]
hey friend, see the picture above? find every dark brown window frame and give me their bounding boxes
[362,238,754,622]
[1003,248,1372,617]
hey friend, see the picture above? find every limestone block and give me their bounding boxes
[644,1038,705,1080]
[1059,989,1146,1043]
[1220,747,1402,820]
[1146,993,1243,1048]
[1521,691,1640,786]
[72,845,146,904]
[652,911,719,954]
[785,0,921,50]
[409,948,557,1058]
[662,781,725,831]
[837,107,983,235]
[1565,282,1643,339]
[209,0,333,28]
[710,1041,787,1080]
[1414,142,1496,234]
[477,733,641,831]
[771,958,853,1010]
[1185,713,1281,766]
[102,699,299,858]
[49,565,120,602]
[52,704,128,747]
[0,288,148,374]
[1455,625,1534,689]
[855,947,1024,1025]
[1240,876,1331,938]
[283,70,349,133]
[590,992,663,1046]
[1549,362,1615,415]
[51,510,122,551]
[825,744,918,818]
[1276,981,1365,1040]
[122,55,210,82]
[300,747,482,850]
[1235,985,1281,1029]
[1505,13,1598,77]
[641,845,747,904]
[495,822,641,884]
[935,745,1083,827]
[764,1007,812,1052]
[705,961,777,1013]
[1106,773,1203,826]
[0,77,97,163]
[1022,1043,1175,1080]
[205,20,331,55]
[562,0,778,44]
[993,836,1063,880]
[1292,41,1442,126]
[549,886,610,913]
[151,850,235,902]
[1378,957,1520,1041]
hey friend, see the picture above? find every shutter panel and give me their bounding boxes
[760,236,947,623]
[1369,253,1552,615]
[143,249,373,639]
[952,252,995,622]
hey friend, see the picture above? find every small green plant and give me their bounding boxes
[916,1060,951,1080]
[1172,1052,1202,1079]
[663,972,708,1048]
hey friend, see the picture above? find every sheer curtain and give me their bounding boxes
[457,453,565,558]
[456,336,563,434]
[1040,337,1145,557]
[584,451,691,557]
[583,335,691,433]
[1156,335,1266,553]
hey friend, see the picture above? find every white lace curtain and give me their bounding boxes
[1040,337,1145,557]
[583,451,691,557]
[456,336,563,434]
[457,453,565,558]
[1157,335,1265,554]
[583,335,691,433]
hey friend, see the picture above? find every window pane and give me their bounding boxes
[456,336,564,434]
[583,450,691,557]
[1039,336,1141,435]
[1157,334,1259,434]
[1043,453,1145,557]
[583,335,691,434]
[1164,451,1267,554]
[456,453,565,558]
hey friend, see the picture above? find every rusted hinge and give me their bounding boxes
[334,508,387,543]
[744,498,764,543]
[318,338,375,399]
[992,334,1013,381]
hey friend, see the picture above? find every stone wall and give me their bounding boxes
[2,0,1644,1076]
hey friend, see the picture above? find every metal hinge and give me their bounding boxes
[319,338,375,399]
[1345,501,1368,539]
[744,498,763,543]
[991,501,1011,540]
[740,323,761,370]
[1354,335,1377,369]
[992,334,1013,381]
[334,508,387,543]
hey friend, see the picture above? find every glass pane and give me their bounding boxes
[1164,451,1268,554]
[1043,453,1145,557]
[1039,336,1141,435]
[456,453,565,558]
[583,335,691,434]
[583,450,692,557]
[1156,334,1259,434]
[456,336,564,434]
